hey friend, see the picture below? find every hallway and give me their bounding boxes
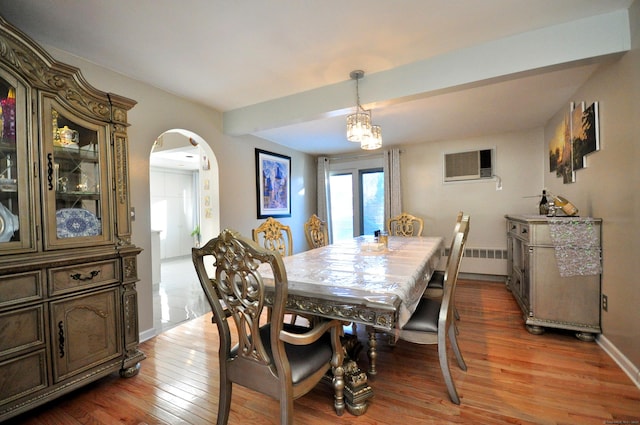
[152,255,210,334]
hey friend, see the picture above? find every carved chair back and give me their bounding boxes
[192,229,345,424]
[304,214,329,249]
[387,212,424,237]
[253,217,293,257]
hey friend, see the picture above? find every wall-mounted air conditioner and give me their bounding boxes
[443,148,494,182]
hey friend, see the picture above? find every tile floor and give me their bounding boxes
[152,255,210,334]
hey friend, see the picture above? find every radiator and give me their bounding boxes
[441,246,508,276]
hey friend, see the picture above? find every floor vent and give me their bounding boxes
[444,247,507,260]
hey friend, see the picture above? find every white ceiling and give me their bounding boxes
[0,0,634,155]
[149,145,201,170]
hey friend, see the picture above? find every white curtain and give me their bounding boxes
[316,156,332,241]
[383,148,402,225]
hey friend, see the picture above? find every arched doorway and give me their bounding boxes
[149,129,219,333]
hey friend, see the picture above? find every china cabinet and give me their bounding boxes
[505,214,602,341]
[0,15,143,421]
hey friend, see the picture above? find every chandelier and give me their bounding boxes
[346,70,382,150]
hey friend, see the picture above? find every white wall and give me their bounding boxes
[218,136,318,254]
[399,128,544,275]
[150,167,196,259]
[543,0,640,380]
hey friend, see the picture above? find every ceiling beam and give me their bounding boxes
[223,10,630,136]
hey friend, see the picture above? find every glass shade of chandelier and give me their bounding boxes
[346,70,382,150]
[361,124,382,150]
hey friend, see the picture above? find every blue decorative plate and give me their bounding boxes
[0,202,19,242]
[56,208,101,238]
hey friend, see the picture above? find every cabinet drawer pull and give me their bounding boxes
[58,321,65,358]
[521,228,528,234]
[70,270,101,281]
[47,153,54,190]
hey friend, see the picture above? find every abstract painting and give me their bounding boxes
[255,149,291,218]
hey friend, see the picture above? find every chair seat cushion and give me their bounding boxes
[427,270,445,290]
[402,297,441,333]
[232,323,333,384]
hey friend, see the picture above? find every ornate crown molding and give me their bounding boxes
[0,15,135,123]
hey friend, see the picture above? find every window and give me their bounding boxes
[360,170,384,236]
[328,157,384,242]
[329,173,354,241]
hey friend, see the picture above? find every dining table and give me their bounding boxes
[260,235,444,415]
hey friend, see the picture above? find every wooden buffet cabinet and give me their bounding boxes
[505,215,602,341]
[0,16,143,421]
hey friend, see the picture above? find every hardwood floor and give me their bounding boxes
[6,280,640,424]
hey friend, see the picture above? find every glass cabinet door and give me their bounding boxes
[0,71,33,252]
[42,96,111,249]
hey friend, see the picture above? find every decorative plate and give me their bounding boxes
[0,202,19,242]
[56,208,101,238]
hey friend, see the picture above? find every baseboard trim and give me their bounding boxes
[139,327,157,343]
[459,272,507,283]
[597,334,640,389]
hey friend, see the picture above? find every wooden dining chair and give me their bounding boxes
[253,216,293,257]
[304,214,329,249]
[255,217,308,325]
[192,229,345,425]
[397,215,470,404]
[387,212,424,236]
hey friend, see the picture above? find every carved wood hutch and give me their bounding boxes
[0,15,143,421]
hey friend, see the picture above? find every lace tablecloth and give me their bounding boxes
[259,236,443,330]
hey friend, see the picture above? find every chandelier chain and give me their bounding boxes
[346,69,382,150]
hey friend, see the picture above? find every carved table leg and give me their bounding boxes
[332,364,345,416]
[367,330,378,375]
[325,334,374,416]
[342,360,373,416]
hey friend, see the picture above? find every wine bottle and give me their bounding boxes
[539,190,549,215]
[553,195,579,216]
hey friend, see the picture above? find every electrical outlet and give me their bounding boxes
[602,294,608,312]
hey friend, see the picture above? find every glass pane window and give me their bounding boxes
[51,107,103,239]
[0,79,19,243]
[360,170,384,236]
[329,173,353,242]
[329,167,384,241]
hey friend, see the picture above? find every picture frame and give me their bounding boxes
[255,149,291,218]
[570,101,585,171]
[554,102,576,184]
[581,101,600,156]
[550,100,601,184]
[548,111,567,173]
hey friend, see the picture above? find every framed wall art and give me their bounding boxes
[581,101,600,156]
[549,100,601,184]
[571,101,585,171]
[548,110,568,173]
[255,149,291,218]
[557,102,576,184]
